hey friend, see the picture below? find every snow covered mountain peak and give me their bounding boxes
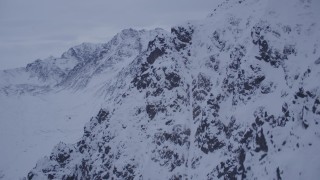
[60,42,102,63]
[0,28,168,95]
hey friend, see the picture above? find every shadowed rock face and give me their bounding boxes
[26,0,320,179]
[147,48,165,64]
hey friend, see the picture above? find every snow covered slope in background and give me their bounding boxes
[0,91,101,180]
[1,0,320,179]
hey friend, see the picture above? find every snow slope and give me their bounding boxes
[1,0,320,179]
[0,90,100,180]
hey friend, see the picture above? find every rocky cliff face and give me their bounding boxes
[9,0,320,179]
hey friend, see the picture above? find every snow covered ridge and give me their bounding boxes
[0,28,167,95]
[1,0,318,179]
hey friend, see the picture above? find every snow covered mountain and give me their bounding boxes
[1,0,320,179]
[0,28,165,95]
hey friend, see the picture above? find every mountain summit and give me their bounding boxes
[2,0,320,179]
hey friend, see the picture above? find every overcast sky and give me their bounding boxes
[0,0,221,70]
